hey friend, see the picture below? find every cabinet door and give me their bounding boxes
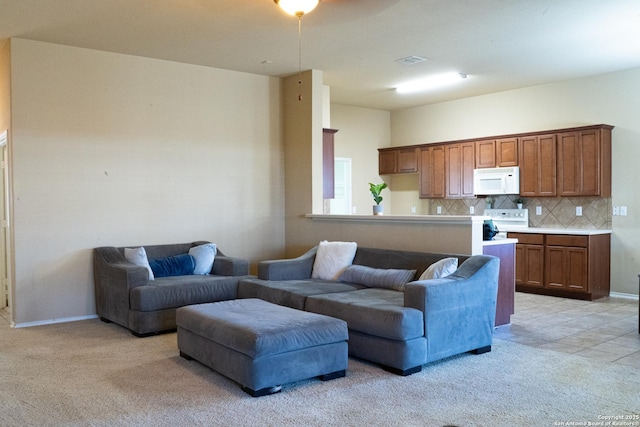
[515,244,544,287]
[446,142,474,198]
[419,146,445,198]
[461,142,475,197]
[545,246,588,292]
[519,134,556,196]
[496,138,518,167]
[379,149,398,175]
[397,147,418,173]
[523,245,545,287]
[557,130,601,196]
[475,139,496,168]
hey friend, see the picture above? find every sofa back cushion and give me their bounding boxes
[338,265,416,291]
[352,247,469,281]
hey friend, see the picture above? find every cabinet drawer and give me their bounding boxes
[546,235,588,247]
[508,233,544,245]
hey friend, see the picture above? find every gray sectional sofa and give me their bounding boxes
[237,246,500,375]
[93,241,253,336]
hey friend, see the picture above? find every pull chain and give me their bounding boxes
[297,13,303,101]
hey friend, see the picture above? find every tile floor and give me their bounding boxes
[496,292,640,368]
[1,293,639,367]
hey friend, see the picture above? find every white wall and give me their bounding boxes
[9,39,285,325]
[390,67,640,296]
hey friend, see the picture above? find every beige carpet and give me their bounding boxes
[1,318,639,427]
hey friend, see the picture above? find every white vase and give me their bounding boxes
[373,205,384,215]
[517,203,523,209]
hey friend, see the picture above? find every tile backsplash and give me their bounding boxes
[427,195,611,229]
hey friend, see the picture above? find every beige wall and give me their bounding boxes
[388,67,640,296]
[0,40,10,132]
[9,39,285,325]
[330,104,390,215]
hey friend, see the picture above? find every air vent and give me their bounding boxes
[394,56,427,66]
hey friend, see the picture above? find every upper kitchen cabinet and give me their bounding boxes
[378,147,418,175]
[519,134,557,197]
[419,145,446,198]
[445,142,475,199]
[496,138,519,167]
[475,138,518,168]
[556,125,612,197]
[475,139,496,168]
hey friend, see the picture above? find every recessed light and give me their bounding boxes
[395,72,468,94]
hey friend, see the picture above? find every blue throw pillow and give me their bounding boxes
[149,254,195,278]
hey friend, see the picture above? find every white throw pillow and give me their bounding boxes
[311,241,358,280]
[419,257,458,280]
[124,247,154,281]
[189,243,217,275]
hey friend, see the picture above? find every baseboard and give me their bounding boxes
[609,292,639,300]
[12,314,99,329]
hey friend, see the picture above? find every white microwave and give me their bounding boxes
[473,166,520,195]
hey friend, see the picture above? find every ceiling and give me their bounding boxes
[1,0,640,111]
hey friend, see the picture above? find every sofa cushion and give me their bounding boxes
[418,257,458,280]
[306,288,424,341]
[149,254,195,278]
[338,265,416,291]
[237,278,365,310]
[124,247,155,280]
[189,243,217,275]
[130,275,240,311]
[311,241,357,280]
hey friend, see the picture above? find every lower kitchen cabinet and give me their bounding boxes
[508,232,610,300]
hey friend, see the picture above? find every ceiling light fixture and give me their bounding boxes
[396,72,468,94]
[274,0,320,100]
[274,0,319,16]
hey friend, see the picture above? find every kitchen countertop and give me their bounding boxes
[500,227,612,235]
[482,238,518,246]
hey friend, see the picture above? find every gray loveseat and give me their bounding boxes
[93,241,253,337]
[237,246,499,375]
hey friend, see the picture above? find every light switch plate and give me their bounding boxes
[437,206,442,214]
[613,206,620,216]
[576,206,582,216]
[536,206,542,216]
[620,206,628,216]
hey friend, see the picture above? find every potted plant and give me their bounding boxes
[369,182,388,215]
[485,196,493,209]
[514,197,524,209]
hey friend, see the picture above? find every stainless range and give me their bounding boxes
[484,208,529,238]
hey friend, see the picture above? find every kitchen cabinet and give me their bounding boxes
[378,147,418,175]
[519,134,557,197]
[508,232,610,300]
[419,145,445,198]
[496,138,519,167]
[475,138,518,168]
[511,233,544,288]
[556,126,612,197]
[445,142,475,198]
[323,128,338,199]
[475,139,496,168]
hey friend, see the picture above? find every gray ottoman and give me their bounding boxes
[176,298,349,397]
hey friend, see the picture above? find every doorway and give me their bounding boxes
[329,157,352,215]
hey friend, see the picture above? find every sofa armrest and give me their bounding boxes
[404,255,500,363]
[257,246,318,280]
[93,247,150,327]
[211,256,249,276]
